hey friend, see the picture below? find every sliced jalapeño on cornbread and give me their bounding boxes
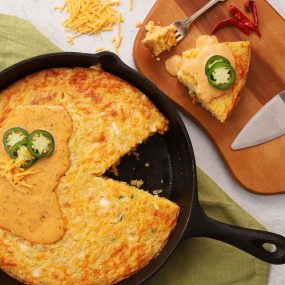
[28,129,55,158]
[2,127,55,168]
[207,60,236,90]
[204,55,231,76]
[2,127,29,153]
[9,139,37,168]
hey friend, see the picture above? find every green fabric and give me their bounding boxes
[0,14,269,285]
[0,14,60,70]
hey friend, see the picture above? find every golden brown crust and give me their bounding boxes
[0,68,179,285]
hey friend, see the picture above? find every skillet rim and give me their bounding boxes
[0,51,198,285]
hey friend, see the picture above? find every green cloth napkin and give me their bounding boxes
[0,14,269,285]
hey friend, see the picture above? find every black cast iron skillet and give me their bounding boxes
[0,52,285,285]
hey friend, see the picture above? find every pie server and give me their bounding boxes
[267,0,285,20]
[232,91,285,150]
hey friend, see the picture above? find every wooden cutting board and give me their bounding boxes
[133,0,285,194]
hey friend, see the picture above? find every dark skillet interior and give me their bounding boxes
[0,52,197,285]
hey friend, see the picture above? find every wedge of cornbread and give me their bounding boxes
[142,21,177,56]
[176,35,251,122]
[0,175,179,285]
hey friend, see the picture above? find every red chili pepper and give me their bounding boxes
[244,0,259,26]
[229,5,261,37]
[211,18,251,36]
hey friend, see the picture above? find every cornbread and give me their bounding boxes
[166,35,251,122]
[142,21,177,56]
[0,67,180,285]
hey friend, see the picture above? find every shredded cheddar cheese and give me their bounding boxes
[95,46,104,52]
[113,13,123,54]
[56,0,132,54]
[0,159,40,193]
[57,0,122,44]
[129,0,133,11]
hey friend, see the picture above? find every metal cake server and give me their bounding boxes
[267,0,285,20]
[232,91,285,150]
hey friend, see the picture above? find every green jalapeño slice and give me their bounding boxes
[2,127,29,154]
[28,130,55,158]
[10,139,37,168]
[205,55,231,76]
[207,61,236,90]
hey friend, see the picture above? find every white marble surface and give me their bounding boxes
[0,1,285,284]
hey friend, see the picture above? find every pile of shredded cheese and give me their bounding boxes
[0,159,40,194]
[55,0,128,54]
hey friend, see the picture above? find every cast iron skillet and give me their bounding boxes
[0,52,285,285]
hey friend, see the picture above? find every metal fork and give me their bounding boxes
[173,0,228,42]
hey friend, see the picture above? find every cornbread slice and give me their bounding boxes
[142,21,177,56]
[0,174,179,285]
[0,67,168,176]
[176,36,251,122]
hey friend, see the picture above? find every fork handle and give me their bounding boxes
[185,0,227,25]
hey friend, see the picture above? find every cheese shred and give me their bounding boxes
[0,159,40,193]
[113,13,123,54]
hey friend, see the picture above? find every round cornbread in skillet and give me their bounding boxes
[0,68,180,285]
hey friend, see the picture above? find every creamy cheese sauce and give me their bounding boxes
[165,35,235,103]
[165,55,183,77]
[0,105,73,244]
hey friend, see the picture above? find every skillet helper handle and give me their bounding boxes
[188,206,285,264]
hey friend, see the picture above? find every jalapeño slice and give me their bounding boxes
[10,139,37,168]
[205,55,231,76]
[28,130,55,158]
[2,127,29,154]
[207,61,236,90]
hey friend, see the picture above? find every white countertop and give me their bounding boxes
[0,1,284,284]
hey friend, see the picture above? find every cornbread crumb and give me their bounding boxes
[142,21,177,56]
[152,189,163,195]
[108,163,120,177]
[130,149,140,160]
[130,179,144,188]
[135,21,142,28]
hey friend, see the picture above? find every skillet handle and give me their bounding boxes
[186,205,285,264]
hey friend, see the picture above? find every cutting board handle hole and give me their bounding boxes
[263,243,277,253]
